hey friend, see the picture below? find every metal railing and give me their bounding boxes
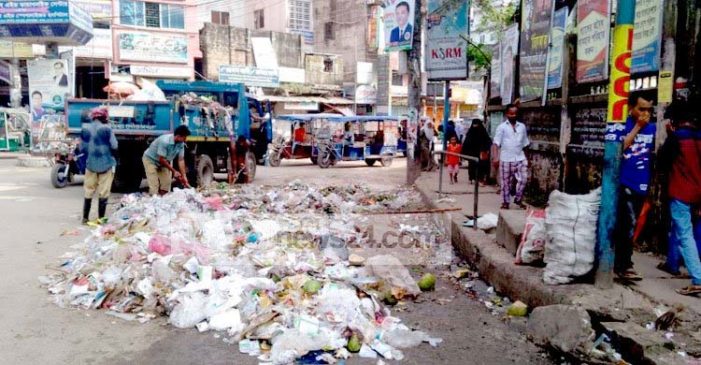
[432,150,481,230]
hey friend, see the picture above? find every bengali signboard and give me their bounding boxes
[547,7,568,90]
[425,0,470,80]
[501,24,519,105]
[631,0,664,73]
[519,0,554,102]
[0,1,93,45]
[218,65,280,88]
[118,32,188,64]
[576,0,610,83]
[131,65,192,79]
[383,0,416,52]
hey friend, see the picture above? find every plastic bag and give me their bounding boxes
[476,213,499,231]
[365,255,421,297]
[543,189,601,285]
[169,292,208,328]
[515,209,547,265]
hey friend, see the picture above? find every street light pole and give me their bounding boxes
[595,0,636,289]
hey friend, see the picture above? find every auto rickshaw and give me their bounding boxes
[267,114,322,166]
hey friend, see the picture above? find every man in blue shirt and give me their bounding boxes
[614,95,656,281]
[81,107,118,223]
[389,2,413,46]
[142,125,191,195]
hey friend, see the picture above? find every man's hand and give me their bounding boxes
[173,171,182,179]
[636,113,651,129]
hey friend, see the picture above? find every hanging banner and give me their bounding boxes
[501,24,519,105]
[576,0,611,83]
[631,0,664,73]
[425,0,470,80]
[383,0,415,52]
[28,59,73,146]
[547,7,568,89]
[519,0,554,102]
[490,43,501,98]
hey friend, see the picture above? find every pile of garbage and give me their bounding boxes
[41,182,442,364]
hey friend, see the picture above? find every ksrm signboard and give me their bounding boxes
[425,0,470,81]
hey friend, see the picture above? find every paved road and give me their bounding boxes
[0,158,551,364]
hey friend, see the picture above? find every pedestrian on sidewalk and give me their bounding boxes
[80,107,118,224]
[613,94,656,281]
[462,118,492,185]
[493,104,530,209]
[657,99,701,294]
[142,125,191,196]
[445,136,461,184]
[420,121,437,171]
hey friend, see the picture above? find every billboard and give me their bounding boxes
[631,0,664,73]
[490,43,501,98]
[576,0,610,83]
[219,65,280,88]
[383,0,415,52]
[547,7,568,90]
[501,24,519,105]
[519,0,554,102]
[118,32,188,64]
[0,1,93,45]
[425,0,470,81]
[28,59,74,146]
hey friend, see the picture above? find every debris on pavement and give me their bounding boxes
[40,182,444,363]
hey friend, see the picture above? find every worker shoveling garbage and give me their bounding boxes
[40,181,444,364]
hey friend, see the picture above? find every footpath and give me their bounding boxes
[0,152,51,167]
[414,169,701,365]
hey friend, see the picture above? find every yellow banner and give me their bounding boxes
[607,24,634,123]
[0,41,34,59]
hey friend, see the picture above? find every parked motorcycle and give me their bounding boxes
[51,144,86,188]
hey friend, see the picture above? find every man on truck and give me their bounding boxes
[142,125,192,195]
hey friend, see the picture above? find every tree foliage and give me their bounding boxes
[473,0,518,36]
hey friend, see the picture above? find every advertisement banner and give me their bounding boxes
[425,0,470,81]
[0,1,93,45]
[547,7,568,89]
[118,32,188,64]
[219,65,280,88]
[490,43,501,98]
[0,1,69,24]
[500,24,519,105]
[519,0,554,102]
[631,0,664,73]
[383,0,415,52]
[576,0,611,83]
[28,59,73,146]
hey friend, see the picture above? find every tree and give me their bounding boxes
[468,0,518,71]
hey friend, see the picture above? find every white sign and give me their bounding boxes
[219,65,280,88]
[108,106,135,118]
[356,62,374,84]
[251,37,279,70]
[285,102,319,111]
[279,67,305,83]
[60,28,112,59]
[118,32,188,64]
[131,65,192,79]
[425,0,470,80]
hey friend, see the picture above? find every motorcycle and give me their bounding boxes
[51,143,86,188]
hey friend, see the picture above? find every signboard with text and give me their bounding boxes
[547,7,568,90]
[219,65,280,88]
[519,0,554,102]
[118,32,188,64]
[426,0,470,81]
[0,1,93,45]
[631,0,664,73]
[576,0,610,83]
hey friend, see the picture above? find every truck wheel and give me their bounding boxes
[246,152,257,182]
[196,155,214,188]
[365,159,376,167]
[51,163,69,188]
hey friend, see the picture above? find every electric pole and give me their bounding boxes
[406,0,423,185]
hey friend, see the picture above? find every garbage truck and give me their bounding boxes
[59,80,270,191]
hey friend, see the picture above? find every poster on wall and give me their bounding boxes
[490,43,501,98]
[519,0,554,102]
[425,0,470,80]
[631,0,664,73]
[383,0,415,52]
[500,24,519,105]
[547,7,568,89]
[28,59,73,148]
[118,32,188,64]
[576,0,610,83]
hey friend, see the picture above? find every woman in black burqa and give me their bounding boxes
[461,119,492,185]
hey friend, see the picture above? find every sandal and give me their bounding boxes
[656,262,682,276]
[500,203,510,210]
[676,285,701,296]
[616,269,643,281]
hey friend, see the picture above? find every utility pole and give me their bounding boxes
[595,0,636,289]
[406,0,423,185]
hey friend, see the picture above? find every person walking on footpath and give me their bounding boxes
[657,98,701,295]
[493,104,529,209]
[462,118,492,185]
[445,135,462,184]
[613,94,656,281]
[142,125,191,196]
[80,107,118,224]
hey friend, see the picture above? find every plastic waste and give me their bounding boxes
[169,292,208,329]
[515,209,547,265]
[365,255,421,297]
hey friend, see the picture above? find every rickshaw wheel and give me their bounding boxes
[380,155,393,167]
[318,151,332,169]
[268,149,282,167]
[364,159,376,167]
